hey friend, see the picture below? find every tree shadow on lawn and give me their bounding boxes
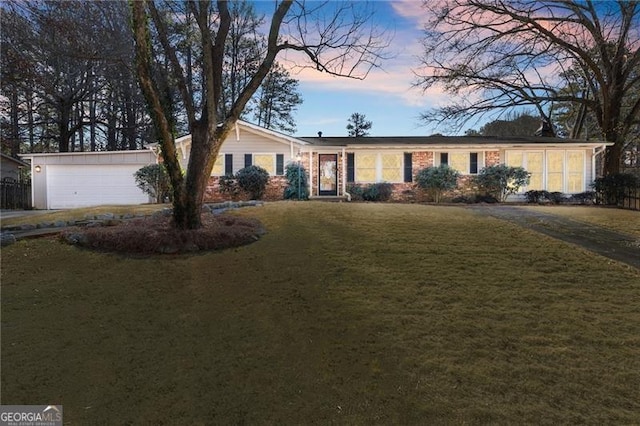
[60,212,265,255]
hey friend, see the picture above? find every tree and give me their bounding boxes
[415,1,640,175]
[134,164,172,203]
[346,112,372,137]
[467,113,542,137]
[415,165,460,203]
[474,165,530,202]
[253,63,303,133]
[132,0,389,229]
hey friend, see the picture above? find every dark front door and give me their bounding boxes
[318,154,338,196]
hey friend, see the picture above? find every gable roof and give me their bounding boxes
[174,120,309,147]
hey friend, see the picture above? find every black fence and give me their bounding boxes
[1,179,32,210]
[620,187,640,211]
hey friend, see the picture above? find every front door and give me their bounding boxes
[318,154,338,196]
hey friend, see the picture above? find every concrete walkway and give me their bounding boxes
[469,205,640,270]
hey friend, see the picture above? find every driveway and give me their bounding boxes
[469,205,640,270]
[0,209,59,220]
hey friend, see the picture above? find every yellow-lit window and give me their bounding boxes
[381,154,402,182]
[527,152,544,190]
[547,151,564,192]
[211,154,224,176]
[254,154,274,175]
[449,153,468,173]
[507,152,523,168]
[567,151,584,193]
[356,153,377,182]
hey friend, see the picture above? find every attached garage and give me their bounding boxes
[21,150,157,209]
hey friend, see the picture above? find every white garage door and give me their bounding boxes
[47,164,151,209]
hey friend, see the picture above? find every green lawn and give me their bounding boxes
[2,202,639,424]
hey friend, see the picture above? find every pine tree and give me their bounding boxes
[346,112,372,137]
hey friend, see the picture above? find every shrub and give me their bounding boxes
[415,165,460,203]
[363,182,393,202]
[346,183,393,202]
[474,164,530,202]
[218,174,240,198]
[592,173,639,205]
[134,164,172,203]
[283,163,309,200]
[569,191,596,205]
[236,165,270,199]
[346,184,364,201]
[524,190,548,204]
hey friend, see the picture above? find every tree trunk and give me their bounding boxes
[603,142,622,175]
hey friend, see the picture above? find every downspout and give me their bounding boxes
[342,147,351,201]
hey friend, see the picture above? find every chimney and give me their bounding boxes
[534,120,555,137]
[317,131,323,138]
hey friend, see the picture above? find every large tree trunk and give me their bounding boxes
[603,142,622,175]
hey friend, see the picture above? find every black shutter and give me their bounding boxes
[347,153,355,183]
[440,153,448,165]
[404,153,413,183]
[276,154,284,175]
[225,154,233,175]
[244,154,252,168]
[469,152,478,174]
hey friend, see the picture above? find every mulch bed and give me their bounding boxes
[61,212,265,255]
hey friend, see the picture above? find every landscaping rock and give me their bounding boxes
[19,224,36,231]
[37,222,55,229]
[54,220,68,228]
[63,232,89,246]
[96,213,115,221]
[1,232,16,247]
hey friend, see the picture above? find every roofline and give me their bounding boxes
[20,148,155,159]
[1,152,30,167]
[299,142,614,150]
[173,120,309,147]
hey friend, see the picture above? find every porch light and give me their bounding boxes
[35,165,42,173]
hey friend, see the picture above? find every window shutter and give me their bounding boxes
[469,152,478,174]
[225,154,233,175]
[244,154,252,168]
[440,153,448,165]
[276,154,284,175]
[404,153,413,183]
[347,153,355,183]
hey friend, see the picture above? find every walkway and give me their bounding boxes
[469,205,640,270]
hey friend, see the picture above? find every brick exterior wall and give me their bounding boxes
[202,150,503,203]
[204,175,289,202]
[485,151,501,167]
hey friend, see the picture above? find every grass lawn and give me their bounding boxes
[2,202,639,424]
[521,205,640,237]
[0,204,167,227]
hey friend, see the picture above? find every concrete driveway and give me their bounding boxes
[0,210,59,220]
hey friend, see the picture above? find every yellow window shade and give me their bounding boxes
[449,153,468,172]
[527,152,544,190]
[356,153,377,182]
[254,154,274,175]
[507,152,523,167]
[381,154,402,182]
[211,154,224,176]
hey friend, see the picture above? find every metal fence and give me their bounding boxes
[1,180,32,210]
[620,187,640,211]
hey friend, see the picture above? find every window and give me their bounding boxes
[211,154,224,176]
[547,151,564,192]
[225,154,233,175]
[506,150,585,193]
[354,153,405,183]
[244,154,286,176]
[381,154,402,182]
[355,153,377,182]
[567,151,584,192]
[438,152,480,174]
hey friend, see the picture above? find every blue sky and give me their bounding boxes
[256,1,457,137]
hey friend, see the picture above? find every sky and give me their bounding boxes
[256,1,457,138]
